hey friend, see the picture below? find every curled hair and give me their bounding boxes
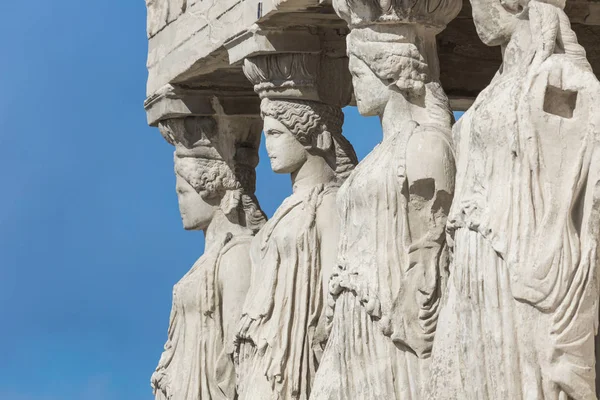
[261,98,358,181]
[231,164,266,233]
[175,155,266,232]
[261,99,344,145]
[240,192,267,233]
[333,133,359,181]
[175,157,240,197]
[347,33,453,129]
[348,33,429,96]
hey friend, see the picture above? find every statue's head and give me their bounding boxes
[159,116,266,232]
[260,98,357,181]
[469,0,564,46]
[173,155,240,231]
[346,26,434,116]
[334,0,461,118]
[347,51,388,116]
[242,53,357,181]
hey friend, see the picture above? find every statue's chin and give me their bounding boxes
[478,34,503,47]
[270,160,293,175]
[356,99,380,117]
[475,25,508,48]
[181,217,204,231]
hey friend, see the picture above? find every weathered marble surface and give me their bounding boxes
[151,114,266,400]
[234,51,357,400]
[429,1,600,399]
[146,0,186,38]
[145,0,600,398]
[144,0,600,111]
[310,1,459,399]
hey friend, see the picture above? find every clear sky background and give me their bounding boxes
[0,1,461,399]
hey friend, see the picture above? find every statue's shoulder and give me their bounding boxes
[405,123,455,185]
[531,55,600,126]
[219,235,254,259]
[539,55,600,98]
[315,186,340,226]
[318,188,338,210]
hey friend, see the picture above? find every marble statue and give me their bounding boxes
[235,53,358,400]
[151,115,266,400]
[311,1,460,399]
[428,1,600,399]
[144,0,600,398]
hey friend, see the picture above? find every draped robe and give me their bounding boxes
[236,184,338,400]
[430,49,600,400]
[311,124,452,400]
[152,236,252,400]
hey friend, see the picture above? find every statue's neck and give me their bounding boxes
[381,92,413,140]
[291,154,336,195]
[419,30,441,83]
[380,84,451,140]
[203,209,248,252]
[500,19,532,76]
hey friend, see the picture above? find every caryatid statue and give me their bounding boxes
[429,1,600,399]
[310,1,460,399]
[151,112,267,400]
[234,52,358,400]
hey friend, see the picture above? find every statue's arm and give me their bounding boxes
[316,193,341,306]
[405,127,455,294]
[313,192,341,353]
[218,244,253,351]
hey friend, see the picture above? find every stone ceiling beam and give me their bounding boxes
[224,26,351,107]
[145,0,328,97]
[225,27,322,65]
[144,85,261,127]
[144,0,600,124]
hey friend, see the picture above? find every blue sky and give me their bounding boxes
[0,2,462,399]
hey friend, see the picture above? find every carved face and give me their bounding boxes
[348,54,389,116]
[470,0,518,46]
[263,116,308,174]
[175,174,218,230]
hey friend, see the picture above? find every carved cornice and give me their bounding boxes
[243,53,318,99]
[225,27,322,65]
[242,53,352,107]
[333,0,462,31]
[158,117,219,156]
[225,26,353,107]
[158,115,262,170]
[146,85,263,168]
[144,84,261,126]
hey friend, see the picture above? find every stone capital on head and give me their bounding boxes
[332,0,462,31]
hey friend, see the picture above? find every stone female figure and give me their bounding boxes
[235,99,357,400]
[429,1,600,399]
[151,117,266,400]
[310,2,460,399]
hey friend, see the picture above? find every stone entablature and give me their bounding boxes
[145,1,600,399]
[145,0,600,112]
